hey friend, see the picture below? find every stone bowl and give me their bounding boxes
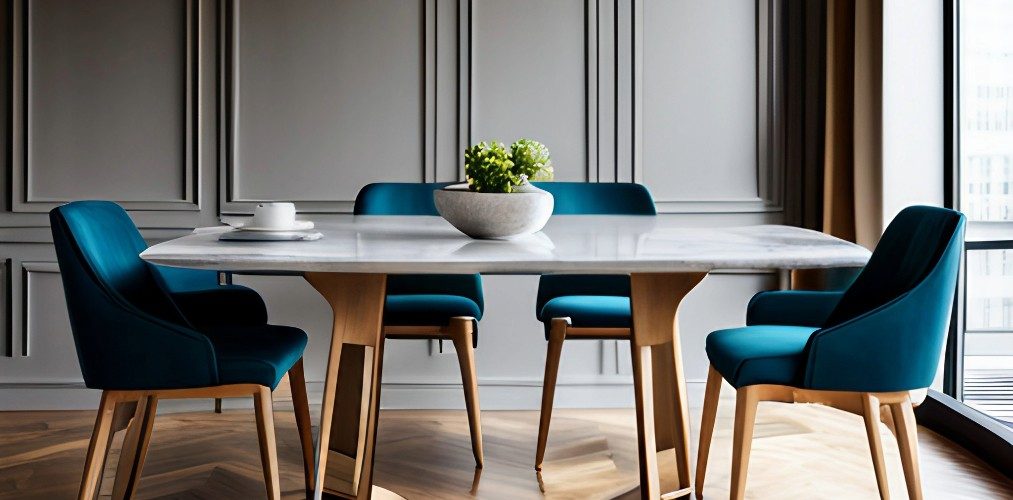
[434,185,554,239]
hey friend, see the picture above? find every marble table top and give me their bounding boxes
[141,215,871,274]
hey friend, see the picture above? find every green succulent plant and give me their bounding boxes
[510,139,554,181]
[463,139,554,193]
[464,141,518,193]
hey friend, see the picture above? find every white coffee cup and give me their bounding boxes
[252,202,296,229]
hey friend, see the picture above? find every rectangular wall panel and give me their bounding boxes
[225,0,426,212]
[638,0,761,210]
[470,0,589,181]
[0,263,81,383]
[13,0,196,212]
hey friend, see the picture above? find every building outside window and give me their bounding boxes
[959,0,1013,425]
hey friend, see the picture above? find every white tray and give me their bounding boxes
[219,230,322,242]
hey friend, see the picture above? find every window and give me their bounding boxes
[958,0,1013,424]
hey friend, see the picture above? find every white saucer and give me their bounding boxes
[230,220,315,232]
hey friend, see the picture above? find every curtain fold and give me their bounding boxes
[790,0,884,290]
[783,0,826,231]
[824,0,883,249]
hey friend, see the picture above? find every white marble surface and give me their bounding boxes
[141,215,871,274]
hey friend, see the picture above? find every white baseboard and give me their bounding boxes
[0,379,709,412]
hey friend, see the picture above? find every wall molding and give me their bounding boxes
[631,0,785,214]
[219,0,438,214]
[1,259,10,357]
[8,0,201,213]
[20,261,58,359]
[463,0,602,183]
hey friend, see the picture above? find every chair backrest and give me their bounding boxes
[51,201,189,326]
[801,206,965,392]
[353,183,483,308]
[51,201,218,389]
[825,206,965,327]
[534,182,656,314]
[533,182,657,215]
[353,182,452,216]
[152,265,222,294]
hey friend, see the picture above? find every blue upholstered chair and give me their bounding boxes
[530,182,657,470]
[696,206,965,500]
[50,201,314,500]
[153,258,271,414]
[354,183,486,467]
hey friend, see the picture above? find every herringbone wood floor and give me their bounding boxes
[0,399,1010,499]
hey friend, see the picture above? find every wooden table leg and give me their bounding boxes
[630,272,707,500]
[305,273,403,500]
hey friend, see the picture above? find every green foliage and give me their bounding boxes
[464,138,554,193]
[464,141,517,193]
[511,139,554,181]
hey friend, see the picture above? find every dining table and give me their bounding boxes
[141,214,871,500]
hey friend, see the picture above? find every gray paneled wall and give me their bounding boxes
[0,0,788,410]
[640,1,762,207]
[226,0,426,212]
[471,0,588,181]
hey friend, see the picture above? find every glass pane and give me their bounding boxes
[960,0,1013,221]
[963,250,1013,423]
[959,2,1013,425]
[965,250,1013,331]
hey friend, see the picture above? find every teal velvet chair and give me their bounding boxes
[153,259,271,414]
[530,182,657,470]
[696,206,965,500]
[50,201,314,500]
[354,183,486,467]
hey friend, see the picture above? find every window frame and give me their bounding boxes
[936,0,1013,480]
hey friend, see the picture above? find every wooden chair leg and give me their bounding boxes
[448,318,484,468]
[253,386,281,500]
[880,403,897,438]
[98,400,137,497]
[79,391,117,500]
[112,395,158,499]
[730,386,760,500]
[535,318,567,471]
[214,398,222,413]
[891,398,924,500]
[288,359,316,491]
[861,393,891,500]
[694,365,722,499]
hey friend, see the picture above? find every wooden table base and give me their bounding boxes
[305,273,388,500]
[306,271,705,500]
[630,272,707,499]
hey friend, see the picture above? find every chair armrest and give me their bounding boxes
[746,290,844,327]
[171,285,268,329]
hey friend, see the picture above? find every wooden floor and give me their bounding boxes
[0,399,1010,499]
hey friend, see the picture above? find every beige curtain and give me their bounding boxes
[794,0,884,290]
[824,0,883,249]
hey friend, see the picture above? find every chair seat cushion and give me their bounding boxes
[202,324,308,389]
[538,295,631,328]
[706,325,820,388]
[384,294,482,326]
